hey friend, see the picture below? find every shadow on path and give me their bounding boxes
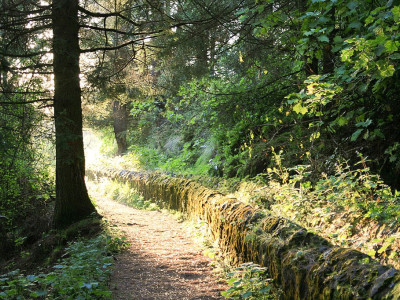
[95,196,227,300]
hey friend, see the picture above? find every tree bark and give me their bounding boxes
[113,100,129,155]
[0,57,10,89]
[322,7,336,74]
[52,0,96,228]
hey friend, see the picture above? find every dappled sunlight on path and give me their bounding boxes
[94,196,227,300]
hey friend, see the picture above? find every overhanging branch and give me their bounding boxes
[0,51,49,58]
[80,34,162,53]
[78,5,141,27]
[0,98,53,105]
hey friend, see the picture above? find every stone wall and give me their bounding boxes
[87,169,400,299]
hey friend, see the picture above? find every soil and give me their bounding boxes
[95,197,228,300]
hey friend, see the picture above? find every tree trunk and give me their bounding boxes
[113,100,129,156]
[299,0,319,76]
[52,0,96,228]
[0,57,9,89]
[322,7,336,74]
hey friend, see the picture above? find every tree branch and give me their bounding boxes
[0,15,51,29]
[80,24,129,35]
[10,64,53,71]
[199,70,301,96]
[80,34,162,53]
[78,5,141,26]
[0,98,53,105]
[0,91,50,94]
[0,51,49,58]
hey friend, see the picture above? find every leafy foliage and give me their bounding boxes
[88,178,161,211]
[221,262,280,299]
[96,0,399,192]
[0,94,55,260]
[255,150,400,267]
[0,232,128,299]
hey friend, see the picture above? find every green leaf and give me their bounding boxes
[53,265,64,269]
[304,30,314,36]
[82,282,93,289]
[242,291,253,298]
[378,239,394,254]
[389,53,400,59]
[356,119,372,128]
[341,49,355,61]
[347,1,358,10]
[385,40,399,53]
[227,278,237,285]
[260,286,272,293]
[365,15,375,25]
[317,16,330,24]
[351,129,363,141]
[337,116,349,126]
[392,6,400,21]
[26,275,36,281]
[349,21,362,29]
[318,35,329,43]
[310,131,321,141]
[333,36,343,43]
[293,103,308,115]
[31,290,47,297]
[372,129,385,139]
[363,129,369,140]
[358,83,369,93]
[380,64,395,77]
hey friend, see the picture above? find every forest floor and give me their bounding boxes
[94,196,227,300]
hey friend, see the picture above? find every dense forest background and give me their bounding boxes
[1,0,400,294]
[85,0,400,185]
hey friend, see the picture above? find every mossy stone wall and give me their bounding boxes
[87,169,400,299]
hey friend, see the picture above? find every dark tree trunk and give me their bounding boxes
[52,0,96,228]
[322,7,336,74]
[305,57,319,76]
[113,100,129,156]
[0,58,10,89]
[299,0,319,76]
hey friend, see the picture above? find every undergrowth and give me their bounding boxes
[180,217,280,299]
[222,262,281,300]
[87,178,160,211]
[0,228,129,299]
[250,150,400,267]
[259,150,400,224]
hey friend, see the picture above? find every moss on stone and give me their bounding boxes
[87,169,400,299]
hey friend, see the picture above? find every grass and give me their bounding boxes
[87,177,161,211]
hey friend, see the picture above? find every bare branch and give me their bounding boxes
[0,91,51,94]
[0,15,52,29]
[0,51,49,58]
[80,24,129,35]
[80,34,162,53]
[0,98,53,105]
[78,5,141,26]
[10,64,53,71]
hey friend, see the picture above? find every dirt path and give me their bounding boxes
[95,197,227,300]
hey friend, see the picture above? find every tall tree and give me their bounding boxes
[1,0,211,228]
[52,0,96,227]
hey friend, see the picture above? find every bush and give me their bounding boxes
[0,232,128,299]
[221,262,280,299]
